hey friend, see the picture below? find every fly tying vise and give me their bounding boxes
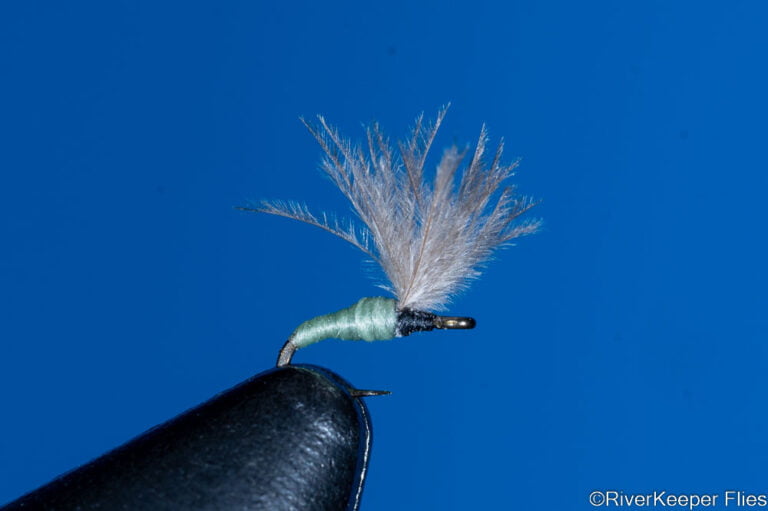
[239,106,540,367]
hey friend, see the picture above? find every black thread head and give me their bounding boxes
[395,309,476,337]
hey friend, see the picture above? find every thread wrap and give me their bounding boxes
[290,297,398,349]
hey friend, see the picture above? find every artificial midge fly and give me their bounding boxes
[239,106,539,366]
[271,298,478,367]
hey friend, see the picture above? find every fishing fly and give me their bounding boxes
[239,107,540,367]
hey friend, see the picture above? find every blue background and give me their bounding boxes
[2,1,767,509]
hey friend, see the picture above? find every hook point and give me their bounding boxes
[350,389,391,397]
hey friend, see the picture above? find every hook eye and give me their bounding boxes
[433,316,476,329]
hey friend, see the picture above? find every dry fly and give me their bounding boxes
[239,106,540,368]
